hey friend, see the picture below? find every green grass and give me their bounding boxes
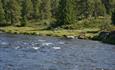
[0,26,99,38]
[0,17,115,41]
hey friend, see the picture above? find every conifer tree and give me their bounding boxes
[112,9,115,25]
[65,0,76,24]
[9,0,21,25]
[1,0,10,24]
[57,0,76,26]
[32,0,41,20]
[93,0,106,17]
[40,0,52,20]
[109,0,115,14]
[0,0,6,26]
[21,0,33,19]
[51,0,60,18]
[21,0,33,26]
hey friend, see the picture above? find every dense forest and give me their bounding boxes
[0,0,115,28]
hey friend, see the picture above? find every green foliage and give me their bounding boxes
[111,9,115,25]
[51,0,60,18]
[9,0,21,25]
[32,0,41,20]
[57,0,76,27]
[0,0,114,30]
[21,0,33,19]
[0,0,6,26]
[40,0,52,20]
[20,16,27,27]
[95,0,106,16]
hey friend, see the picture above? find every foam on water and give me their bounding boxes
[42,42,54,46]
[52,47,61,50]
[0,42,9,45]
[38,39,46,42]
[32,47,40,50]
[58,41,65,45]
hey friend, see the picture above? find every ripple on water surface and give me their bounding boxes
[0,33,115,70]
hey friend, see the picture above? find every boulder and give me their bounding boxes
[78,32,86,39]
[63,35,76,39]
[109,31,115,39]
[98,32,110,40]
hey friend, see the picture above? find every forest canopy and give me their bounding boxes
[0,0,115,28]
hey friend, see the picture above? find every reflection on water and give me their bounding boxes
[0,33,115,70]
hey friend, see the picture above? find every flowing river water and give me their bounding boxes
[0,33,115,70]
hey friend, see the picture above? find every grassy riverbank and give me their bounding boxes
[0,26,99,39]
[1,25,115,44]
[0,17,115,44]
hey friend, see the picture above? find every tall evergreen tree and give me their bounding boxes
[112,9,115,25]
[21,0,33,26]
[32,0,41,20]
[9,0,21,25]
[21,0,33,19]
[51,0,60,18]
[40,0,52,20]
[93,0,106,17]
[0,0,6,26]
[1,0,11,24]
[76,0,89,18]
[109,0,115,13]
[57,0,76,26]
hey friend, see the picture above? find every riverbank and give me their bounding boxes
[0,26,115,44]
[0,26,99,38]
[94,31,115,44]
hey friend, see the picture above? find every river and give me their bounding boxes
[0,33,115,70]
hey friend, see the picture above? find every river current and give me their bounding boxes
[0,33,115,70]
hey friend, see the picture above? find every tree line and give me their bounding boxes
[0,0,115,27]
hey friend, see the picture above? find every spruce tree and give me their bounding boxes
[112,9,115,25]
[9,0,21,25]
[76,0,95,18]
[75,0,88,18]
[109,0,115,14]
[21,0,33,26]
[57,0,76,26]
[51,0,60,18]
[93,0,106,17]
[21,0,33,19]
[65,0,76,24]
[1,0,11,24]
[32,0,41,20]
[40,0,52,20]
[0,0,6,26]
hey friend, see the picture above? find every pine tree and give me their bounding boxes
[109,0,115,14]
[21,0,33,19]
[51,0,60,18]
[1,0,10,24]
[9,0,21,25]
[40,0,52,20]
[93,0,106,17]
[21,0,33,26]
[112,9,115,25]
[87,0,95,17]
[65,0,76,24]
[57,0,76,25]
[32,0,41,20]
[0,0,6,26]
